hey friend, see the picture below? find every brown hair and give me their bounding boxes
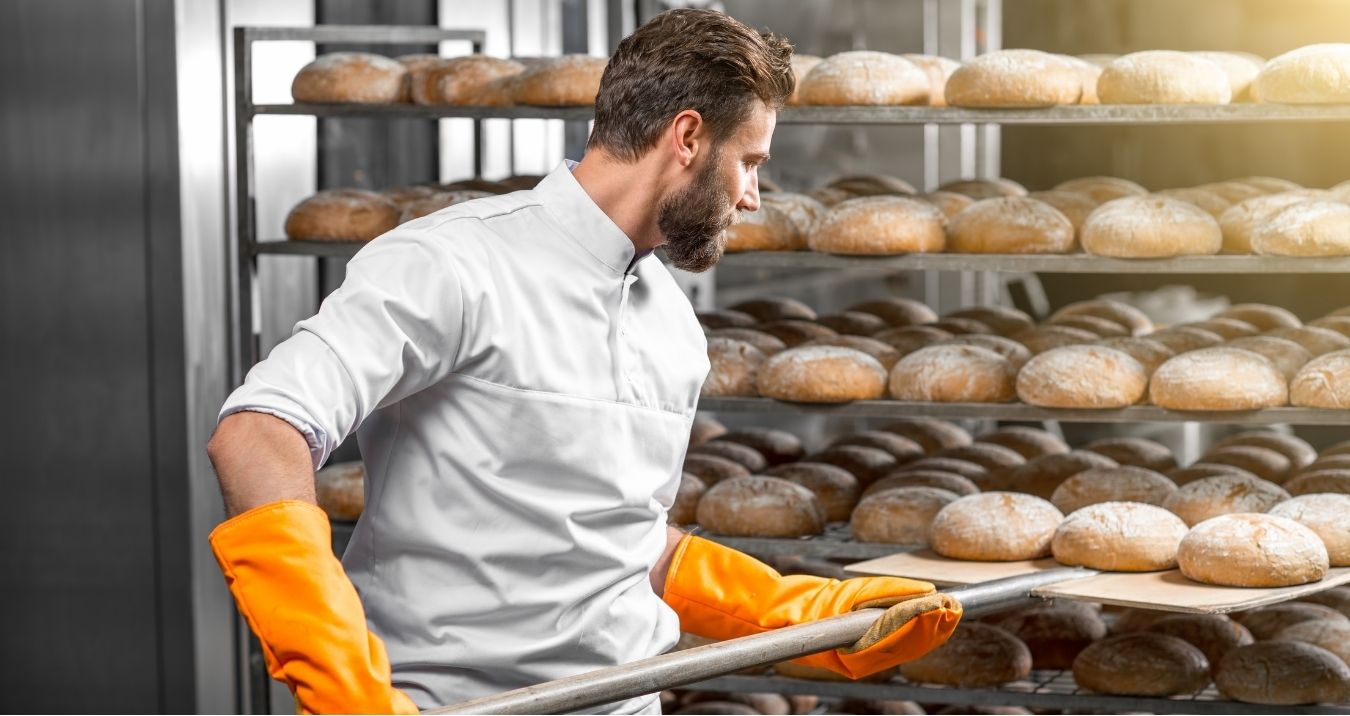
[587,9,794,163]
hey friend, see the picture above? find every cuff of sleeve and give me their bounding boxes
[219,405,330,470]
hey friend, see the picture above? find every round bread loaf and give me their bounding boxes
[1072,633,1210,696]
[1252,200,1350,256]
[810,196,946,255]
[1168,462,1259,486]
[695,476,826,537]
[1269,324,1350,355]
[1003,450,1118,500]
[512,55,606,105]
[1011,325,1101,355]
[1178,513,1329,587]
[1225,336,1312,380]
[381,183,438,210]
[1216,641,1350,705]
[757,346,887,402]
[1183,317,1260,340]
[1199,181,1266,204]
[763,462,860,522]
[730,297,815,322]
[929,492,1063,561]
[1233,602,1349,640]
[285,189,401,242]
[315,461,365,521]
[797,51,930,106]
[994,604,1107,669]
[1319,438,1350,457]
[892,457,988,483]
[1017,345,1149,408]
[708,328,786,356]
[1156,187,1233,218]
[1311,315,1350,336]
[809,445,898,486]
[889,345,1017,403]
[292,52,407,104]
[1221,303,1302,330]
[1219,193,1321,253]
[1236,175,1303,193]
[1269,493,1350,565]
[668,473,706,524]
[935,443,1027,479]
[1092,337,1175,375]
[945,49,1083,107]
[918,190,976,219]
[1212,431,1317,469]
[408,56,524,105]
[977,427,1068,460]
[698,309,756,329]
[939,177,1028,200]
[1027,190,1098,235]
[1051,299,1154,336]
[936,335,1033,370]
[1097,50,1232,104]
[400,190,493,222]
[720,427,804,465]
[1301,586,1350,617]
[947,197,1075,254]
[864,470,980,499]
[898,623,1033,686]
[1081,196,1222,257]
[879,418,972,453]
[848,297,938,327]
[1253,43,1350,104]
[1050,466,1177,514]
[1149,347,1289,410]
[1146,326,1226,354]
[1052,501,1188,570]
[815,312,890,337]
[1111,608,1173,634]
[688,415,726,448]
[1147,614,1253,675]
[1082,437,1177,472]
[903,53,962,106]
[1273,619,1350,665]
[826,175,917,197]
[1061,54,1104,104]
[786,54,822,105]
[1291,349,1350,407]
[702,337,765,397]
[691,441,767,472]
[755,320,837,347]
[807,187,856,207]
[1301,454,1350,473]
[1163,473,1290,526]
[946,306,1036,337]
[682,454,749,485]
[927,317,994,335]
[832,431,924,462]
[1048,314,1132,338]
[1201,445,1293,483]
[1193,51,1264,101]
[1284,468,1350,496]
[761,192,828,241]
[724,203,801,252]
[850,487,960,544]
[1053,176,1149,205]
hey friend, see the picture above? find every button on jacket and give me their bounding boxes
[220,161,710,713]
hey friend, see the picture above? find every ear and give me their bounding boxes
[668,109,704,168]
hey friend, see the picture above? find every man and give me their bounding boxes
[207,9,960,714]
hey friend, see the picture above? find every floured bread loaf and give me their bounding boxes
[936,335,1033,370]
[1017,345,1149,408]
[1168,463,1258,486]
[1146,614,1253,675]
[1093,337,1175,374]
[292,52,408,104]
[681,454,749,485]
[1163,473,1290,526]
[928,317,994,335]
[720,427,803,465]
[903,54,962,106]
[848,297,938,327]
[1193,51,1264,101]
[1200,445,1293,483]
[1290,349,1350,407]
[756,320,837,347]
[764,462,859,522]
[1028,190,1099,235]
[724,203,801,252]
[1155,187,1232,218]
[809,445,899,486]
[810,196,946,255]
[1050,466,1177,514]
[889,345,1018,402]
[1215,641,1350,705]
[899,623,1032,686]
[918,191,975,219]
[864,470,979,499]
[1177,513,1328,587]
[1182,317,1259,340]
[286,189,400,242]
[994,603,1106,669]
[708,328,786,357]
[1253,43,1350,104]
[512,55,606,105]
[1235,175,1304,193]
[730,297,816,322]
[801,336,901,371]
[668,473,706,524]
[1081,196,1222,257]
[1097,50,1232,104]
[797,51,930,105]
[1145,326,1225,354]
[1284,468,1350,496]
[946,306,1036,337]
[826,175,917,197]
[757,346,887,402]
[1052,501,1188,570]
[1233,602,1348,640]
[1149,347,1289,410]
[945,49,1083,107]
[929,492,1063,561]
[1251,200,1350,256]
[1082,437,1177,472]
[1053,176,1148,205]
[1224,336,1312,380]
[977,426,1068,460]
[1051,299,1154,336]
[815,312,890,337]
[1012,325,1099,355]
[1072,634,1210,696]
[695,476,826,537]
[1048,314,1132,338]
[1060,54,1104,104]
[1212,430,1316,470]
[939,177,1028,200]
[850,487,960,544]
[1269,493,1350,565]
[316,461,365,521]
[786,54,822,106]
[761,192,828,242]
[690,440,766,472]
[831,430,924,462]
[874,326,950,357]
[1003,450,1118,500]
[947,197,1075,254]
[1220,302,1302,330]
[1219,192,1321,253]
[408,56,524,105]
[702,338,766,397]
[880,418,972,453]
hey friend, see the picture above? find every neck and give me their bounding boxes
[571,150,667,253]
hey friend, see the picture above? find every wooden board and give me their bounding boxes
[846,549,1350,614]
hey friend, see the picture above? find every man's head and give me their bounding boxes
[588,9,794,272]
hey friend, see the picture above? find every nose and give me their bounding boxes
[738,171,761,213]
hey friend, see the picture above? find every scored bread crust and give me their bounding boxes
[1176,513,1328,587]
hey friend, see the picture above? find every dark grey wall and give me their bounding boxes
[0,0,194,711]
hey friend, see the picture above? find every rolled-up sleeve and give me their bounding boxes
[220,229,465,468]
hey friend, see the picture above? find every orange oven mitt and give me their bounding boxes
[210,500,418,715]
[662,534,961,679]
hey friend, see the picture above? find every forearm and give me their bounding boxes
[650,525,686,596]
[207,410,317,517]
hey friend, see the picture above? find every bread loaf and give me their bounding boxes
[1199,180,1266,204]
[1267,326,1350,358]
[1193,51,1264,101]
[1216,641,1350,705]
[1025,323,1130,354]
[292,52,408,104]
[936,335,1033,370]
[702,337,765,397]
[1051,299,1154,336]
[809,445,898,486]
[935,443,1027,480]
[1097,50,1232,104]
[892,457,988,483]
[1251,200,1350,256]
[927,317,994,335]
[315,461,365,521]
[1053,176,1149,205]
[947,197,1075,254]
[1212,431,1317,470]
[1052,501,1188,571]
[1269,493,1350,565]
[757,346,886,402]
[1168,462,1259,486]
[697,309,756,329]
[763,462,859,522]
[1235,175,1304,193]
[1220,303,1302,330]
[810,196,946,254]
[1110,608,1173,634]
[512,55,606,105]
[1253,43,1350,104]
[761,192,828,241]
[1272,618,1350,665]
[1081,196,1222,257]
[797,51,930,106]
[1291,349,1350,407]
[929,492,1063,561]
[668,473,706,524]
[690,440,766,472]
[826,175,917,197]
[1082,437,1177,472]
[889,345,1018,403]
[864,470,980,499]
[682,454,749,485]
[1181,317,1259,339]
[903,54,962,106]
[945,50,1083,107]
[730,297,816,322]
[786,54,822,106]
[977,426,1068,460]
[1155,187,1233,217]
[1048,314,1132,338]
[688,415,726,448]
[1003,450,1118,499]
[1224,336,1312,380]
[850,487,960,544]
[1301,454,1350,474]
[939,177,1028,200]
[1178,513,1329,587]
[1145,326,1225,354]
[381,183,438,210]
[1017,345,1149,408]
[1072,633,1210,696]
[1149,347,1289,410]
[1163,473,1290,526]
[1050,466,1177,514]
[1027,190,1098,235]
[946,306,1036,337]
[724,203,802,252]
[1061,55,1104,104]
[708,328,786,357]
[1284,468,1350,496]
[1311,314,1350,337]
[918,191,975,219]
[831,431,924,462]
[898,623,1033,686]
[848,297,938,327]
[408,56,524,105]
[879,418,972,453]
[285,189,401,242]
[994,603,1107,669]
[1300,585,1350,617]
[1200,445,1293,483]
[1219,193,1321,253]
[1092,337,1175,374]
[720,427,803,465]
[695,476,826,537]
[1146,614,1253,675]
[1234,602,1349,640]
[814,313,889,338]
[755,320,837,347]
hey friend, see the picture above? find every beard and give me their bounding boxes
[658,151,737,273]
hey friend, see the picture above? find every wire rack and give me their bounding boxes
[699,523,915,561]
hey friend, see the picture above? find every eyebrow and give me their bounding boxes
[745,151,771,163]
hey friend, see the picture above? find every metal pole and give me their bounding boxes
[429,567,1094,715]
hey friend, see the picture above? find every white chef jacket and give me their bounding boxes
[220,161,710,714]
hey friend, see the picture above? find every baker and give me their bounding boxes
[206,9,960,714]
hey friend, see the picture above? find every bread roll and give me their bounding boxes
[1072,633,1210,696]
[848,297,938,327]
[810,196,946,254]
[945,49,1083,107]
[898,623,1033,686]
[1220,303,1302,331]
[1053,176,1149,205]
[1273,619,1350,665]
[1150,347,1289,410]
[720,427,803,465]
[1200,445,1293,483]
[939,177,1028,199]
[1251,200,1350,256]
[702,337,765,397]
[929,492,1063,561]
[786,54,822,106]
[763,462,860,522]
[903,54,962,106]
[1269,493,1350,565]
[1053,501,1188,571]
[285,189,400,242]
[1253,43,1350,104]
[1212,431,1317,470]
[1098,50,1232,104]
[315,461,365,521]
[730,297,815,322]
[936,334,1033,370]
[668,473,706,524]
[708,328,786,357]
[926,317,994,335]
[292,52,408,104]
[1027,190,1098,235]
[688,415,726,448]
[1155,187,1233,217]
[1193,51,1264,101]
[1082,437,1177,471]
[1163,473,1290,526]
[512,55,606,105]
[1081,196,1222,257]
[994,603,1107,669]
[682,454,749,485]
[892,457,988,483]
[809,445,898,486]
[724,203,801,252]
[696,476,825,537]
[797,51,929,105]
[1177,513,1329,587]
[832,431,924,462]
[1219,192,1320,253]
[1168,462,1259,486]
[947,197,1075,254]
[1092,337,1175,374]
[756,320,837,347]
[408,56,524,105]
[1290,349,1350,407]
[1182,317,1260,340]
[690,440,766,473]
[946,306,1036,337]
[879,418,972,453]
[1145,326,1225,354]
[850,487,960,544]
[977,427,1068,460]
[1050,466,1177,514]
[760,192,827,241]
[1224,336,1312,380]
[1284,468,1350,496]
[1017,345,1149,408]
[1051,299,1154,336]
[697,309,756,329]
[889,345,1017,403]
[864,470,980,499]
[1003,450,1118,499]
[918,191,975,219]
[1146,614,1253,675]
[1219,642,1350,705]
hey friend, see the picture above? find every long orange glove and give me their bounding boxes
[209,500,419,715]
[663,535,961,679]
